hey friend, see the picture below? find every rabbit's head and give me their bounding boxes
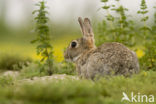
[64,17,96,62]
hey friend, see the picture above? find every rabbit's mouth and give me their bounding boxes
[64,53,73,62]
[72,54,82,62]
[65,58,73,62]
[65,54,82,63]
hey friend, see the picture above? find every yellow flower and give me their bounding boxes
[143,72,147,77]
[53,44,66,62]
[136,49,144,58]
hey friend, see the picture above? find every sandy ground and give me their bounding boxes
[21,74,79,83]
[3,71,19,78]
[2,71,79,83]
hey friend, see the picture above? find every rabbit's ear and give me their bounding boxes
[78,17,86,35]
[78,17,95,48]
[83,18,95,48]
[84,18,93,35]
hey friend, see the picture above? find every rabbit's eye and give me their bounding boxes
[71,41,77,48]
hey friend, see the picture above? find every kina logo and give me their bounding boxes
[121,92,154,103]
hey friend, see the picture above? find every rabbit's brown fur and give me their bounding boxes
[64,17,139,79]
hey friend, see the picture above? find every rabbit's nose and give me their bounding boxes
[64,54,68,59]
[64,51,69,59]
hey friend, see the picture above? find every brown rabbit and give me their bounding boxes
[64,17,140,79]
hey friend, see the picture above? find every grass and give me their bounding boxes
[18,61,76,79]
[0,54,31,71]
[0,70,155,104]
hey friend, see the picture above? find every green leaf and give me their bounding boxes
[32,10,39,14]
[141,16,149,21]
[102,6,110,9]
[101,0,108,2]
[41,57,45,62]
[30,39,38,44]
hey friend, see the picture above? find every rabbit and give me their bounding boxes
[64,17,140,79]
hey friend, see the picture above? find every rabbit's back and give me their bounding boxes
[77,42,139,79]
